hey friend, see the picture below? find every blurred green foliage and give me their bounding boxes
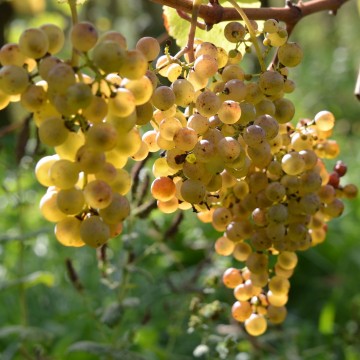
[0,0,359,359]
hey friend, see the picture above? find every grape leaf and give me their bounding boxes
[163,1,260,53]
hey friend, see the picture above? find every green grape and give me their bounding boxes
[76,145,106,173]
[92,40,126,74]
[227,48,243,64]
[142,130,160,152]
[280,174,300,195]
[195,91,221,117]
[255,99,276,116]
[259,70,284,96]
[250,270,269,287]
[0,65,29,95]
[254,114,279,140]
[71,21,98,52]
[283,78,296,93]
[151,177,176,201]
[299,149,318,170]
[221,64,245,82]
[131,140,149,161]
[281,151,306,175]
[183,160,209,183]
[94,162,118,183]
[274,98,295,123]
[35,154,59,187]
[119,49,148,80]
[217,137,242,163]
[265,181,285,202]
[65,82,93,112]
[231,300,252,323]
[266,29,288,47]
[110,168,132,195]
[321,198,344,219]
[82,95,108,123]
[267,305,287,324]
[173,127,198,151]
[38,56,62,80]
[80,215,110,248]
[187,113,209,135]
[55,217,85,247]
[246,252,268,274]
[156,197,178,213]
[233,282,252,302]
[153,157,178,177]
[215,235,235,256]
[40,23,65,54]
[314,110,335,131]
[115,128,142,156]
[194,54,218,79]
[122,76,154,105]
[165,63,182,82]
[290,132,313,151]
[99,30,127,49]
[195,41,218,59]
[180,179,206,204]
[152,86,176,111]
[278,42,303,67]
[268,275,290,295]
[217,100,241,125]
[0,43,26,66]
[49,159,80,189]
[223,268,243,289]
[171,79,195,108]
[135,36,160,62]
[86,123,118,152]
[224,21,246,43]
[265,222,285,242]
[108,88,136,117]
[226,220,253,242]
[83,179,113,209]
[263,19,279,34]
[222,79,247,102]
[20,84,47,112]
[39,190,68,223]
[212,207,233,231]
[19,27,49,59]
[238,102,256,125]
[38,116,69,147]
[233,242,252,262]
[187,69,208,91]
[135,101,153,126]
[267,290,288,307]
[245,82,264,104]
[243,124,266,146]
[277,251,298,270]
[99,193,130,224]
[247,142,273,169]
[56,187,85,215]
[47,63,76,94]
[267,203,288,223]
[192,139,215,163]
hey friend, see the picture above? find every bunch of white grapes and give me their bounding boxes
[0,16,357,335]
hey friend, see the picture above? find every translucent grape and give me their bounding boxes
[0,65,29,95]
[223,268,243,289]
[40,23,65,54]
[151,177,176,201]
[136,36,160,61]
[55,217,85,247]
[232,301,252,322]
[83,179,113,209]
[80,215,110,248]
[19,27,49,59]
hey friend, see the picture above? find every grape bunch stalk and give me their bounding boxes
[0,0,357,337]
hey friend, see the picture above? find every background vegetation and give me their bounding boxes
[0,0,359,359]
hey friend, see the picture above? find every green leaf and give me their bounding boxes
[67,341,145,360]
[0,325,53,343]
[163,1,261,53]
[100,302,123,328]
[318,301,335,335]
[0,271,55,290]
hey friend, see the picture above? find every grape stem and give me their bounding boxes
[68,0,80,67]
[185,0,202,63]
[151,0,349,28]
[227,0,266,72]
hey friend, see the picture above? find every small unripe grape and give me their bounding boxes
[71,21,98,52]
[224,22,246,43]
[40,23,65,54]
[151,177,176,201]
[136,36,160,61]
[278,42,303,67]
[263,19,279,34]
[80,215,110,248]
[55,217,85,247]
[84,179,113,209]
[19,27,49,59]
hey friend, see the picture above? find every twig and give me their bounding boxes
[151,0,349,27]
[355,67,360,101]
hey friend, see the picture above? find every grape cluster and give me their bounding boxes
[0,15,357,335]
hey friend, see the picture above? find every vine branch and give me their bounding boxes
[150,0,349,28]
